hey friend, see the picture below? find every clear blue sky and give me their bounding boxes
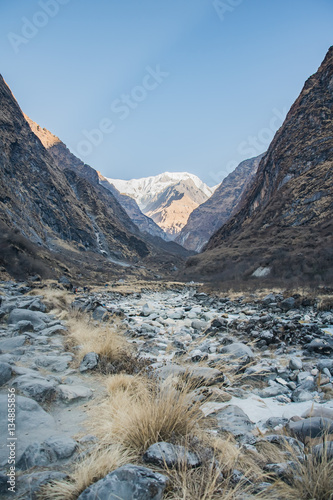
[0,0,332,186]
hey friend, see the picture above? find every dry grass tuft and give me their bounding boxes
[317,294,333,311]
[164,436,265,500]
[30,286,72,318]
[38,443,137,500]
[88,377,204,453]
[105,373,147,396]
[269,443,333,500]
[64,310,147,374]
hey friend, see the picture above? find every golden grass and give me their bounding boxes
[87,377,204,453]
[66,310,127,358]
[164,435,267,500]
[105,373,147,396]
[30,286,72,318]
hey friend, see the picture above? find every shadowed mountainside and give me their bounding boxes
[176,154,264,251]
[0,76,189,281]
[184,46,333,286]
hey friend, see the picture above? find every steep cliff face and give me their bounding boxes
[0,77,97,251]
[26,117,191,260]
[184,47,333,284]
[176,154,264,251]
[0,76,187,280]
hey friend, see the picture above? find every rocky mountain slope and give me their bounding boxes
[184,46,333,285]
[176,154,264,251]
[108,172,214,238]
[0,76,188,281]
[143,178,211,238]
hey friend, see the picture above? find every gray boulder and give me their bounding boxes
[317,359,333,374]
[143,442,201,469]
[13,320,34,334]
[44,436,78,459]
[92,306,109,321]
[306,339,333,354]
[211,405,254,438]
[77,464,168,500]
[8,309,50,330]
[13,374,57,402]
[34,354,72,372]
[28,298,46,312]
[291,389,315,402]
[289,357,303,371]
[280,297,296,311]
[80,352,99,372]
[258,381,290,399]
[0,472,7,495]
[57,384,93,402]
[0,395,55,467]
[220,342,254,362]
[258,434,304,454]
[0,335,27,352]
[0,362,12,386]
[287,417,333,441]
[17,436,77,470]
[262,293,276,305]
[191,319,208,331]
[39,324,66,336]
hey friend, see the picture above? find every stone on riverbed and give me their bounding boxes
[0,361,12,385]
[143,442,201,468]
[287,417,333,441]
[77,464,169,500]
[210,405,254,438]
[80,352,99,372]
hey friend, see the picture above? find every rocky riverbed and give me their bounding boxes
[0,280,333,499]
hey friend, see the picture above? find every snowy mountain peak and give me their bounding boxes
[106,171,213,210]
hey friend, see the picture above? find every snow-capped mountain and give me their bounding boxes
[106,172,214,211]
[105,172,214,239]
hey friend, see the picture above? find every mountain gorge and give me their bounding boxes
[107,172,214,238]
[176,154,264,251]
[184,46,333,284]
[0,76,189,282]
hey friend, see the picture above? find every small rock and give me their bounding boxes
[220,342,254,362]
[13,375,57,402]
[57,384,93,402]
[0,362,12,386]
[191,319,208,331]
[289,357,303,371]
[287,417,333,441]
[280,297,296,311]
[211,405,254,438]
[143,442,201,469]
[80,352,99,372]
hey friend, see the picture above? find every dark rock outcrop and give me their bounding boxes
[176,154,263,251]
[184,47,333,285]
